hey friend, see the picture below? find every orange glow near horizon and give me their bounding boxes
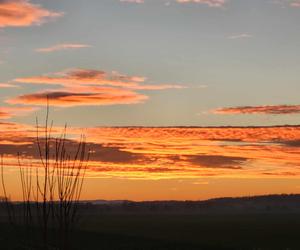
[1,123,300,201]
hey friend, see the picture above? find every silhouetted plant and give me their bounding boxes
[0,155,15,226]
[1,103,90,250]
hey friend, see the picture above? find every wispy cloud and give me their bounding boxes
[0,83,17,88]
[213,105,300,115]
[227,33,253,39]
[0,0,63,28]
[119,0,226,7]
[36,43,91,53]
[120,0,144,3]
[0,106,37,119]
[176,0,226,7]
[13,69,183,90]
[8,69,184,107]
[9,91,148,107]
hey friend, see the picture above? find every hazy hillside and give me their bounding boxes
[81,194,300,214]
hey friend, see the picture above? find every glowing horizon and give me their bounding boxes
[1,122,299,201]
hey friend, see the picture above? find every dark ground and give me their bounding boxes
[1,213,300,250]
[1,195,300,249]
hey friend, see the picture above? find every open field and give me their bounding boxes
[1,213,300,250]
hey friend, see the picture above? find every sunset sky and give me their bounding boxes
[0,0,300,201]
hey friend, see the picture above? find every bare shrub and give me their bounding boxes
[1,104,90,250]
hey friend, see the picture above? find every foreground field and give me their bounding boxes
[1,213,300,250]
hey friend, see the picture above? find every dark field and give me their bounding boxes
[1,213,300,250]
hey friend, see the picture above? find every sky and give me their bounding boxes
[0,0,300,201]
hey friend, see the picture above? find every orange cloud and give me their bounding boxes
[0,111,10,119]
[0,106,37,119]
[8,91,148,107]
[0,121,59,143]
[84,126,300,144]
[14,69,183,90]
[9,69,183,107]
[0,125,300,180]
[80,126,300,178]
[0,83,17,88]
[176,0,226,7]
[36,43,91,53]
[0,0,62,28]
[213,105,300,115]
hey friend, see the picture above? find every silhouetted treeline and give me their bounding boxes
[76,194,300,214]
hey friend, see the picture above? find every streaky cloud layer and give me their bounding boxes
[9,91,148,107]
[0,83,17,88]
[1,124,299,180]
[0,106,37,119]
[36,43,91,53]
[8,69,184,107]
[213,105,300,115]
